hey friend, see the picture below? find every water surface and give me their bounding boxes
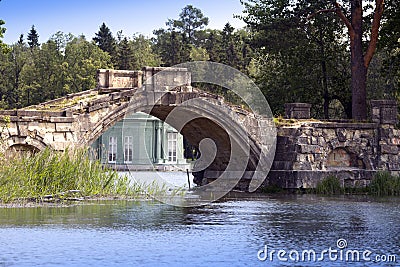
[0,195,399,266]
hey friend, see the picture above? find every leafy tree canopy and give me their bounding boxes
[166,5,209,45]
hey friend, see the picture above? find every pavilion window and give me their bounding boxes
[108,136,117,163]
[124,136,133,163]
[167,132,177,162]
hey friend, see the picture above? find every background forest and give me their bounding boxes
[0,1,399,119]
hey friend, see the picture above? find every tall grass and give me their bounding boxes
[0,148,136,203]
[368,171,400,196]
[315,176,344,195]
[312,172,400,196]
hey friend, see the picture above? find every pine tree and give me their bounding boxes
[153,29,190,66]
[115,37,133,70]
[167,5,209,45]
[204,30,223,62]
[221,23,237,67]
[27,25,39,49]
[93,23,116,56]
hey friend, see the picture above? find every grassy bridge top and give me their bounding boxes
[0,67,253,118]
[0,86,251,122]
[24,89,101,112]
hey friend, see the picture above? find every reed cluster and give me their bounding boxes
[315,176,344,195]
[0,148,136,203]
[314,172,400,196]
[367,171,400,196]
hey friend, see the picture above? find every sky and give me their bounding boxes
[1,0,247,44]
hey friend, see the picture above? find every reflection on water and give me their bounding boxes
[0,195,399,266]
[122,171,194,189]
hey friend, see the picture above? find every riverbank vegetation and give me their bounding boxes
[1,146,399,203]
[368,171,400,196]
[314,172,400,196]
[315,176,345,195]
[0,148,159,204]
[261,172,400,197]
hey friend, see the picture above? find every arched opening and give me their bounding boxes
[6,144,40,157]
[88,100,263,190]
[85,71,273,193]
[326,148,365,169]
[4,136,48,156]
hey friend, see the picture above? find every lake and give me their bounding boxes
[1,171,400,267]
[1,192,400,266]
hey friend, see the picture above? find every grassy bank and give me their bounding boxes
[0,148,146,203]
[314,172,400,196]
[261,172,400,197]
[367,171,400,196]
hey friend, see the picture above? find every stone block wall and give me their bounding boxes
[266,100,400,189]
[372,99,400,171]
[268,122,379,188]
[142,66,192,92]
[284,103,312,119]
[0,111,77,153]
[97,69,142,91]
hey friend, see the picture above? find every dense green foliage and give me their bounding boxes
[0,148,132,202]
[0,19,7,53]
[0,32,112,108]
[241,0,375,118]
[368,171,400,196]
[114,33,162,70]
[315,176,344,195]
[313,172,400,196]
[0,3,399,117]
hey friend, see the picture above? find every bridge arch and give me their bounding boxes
[85,91,264,186]
[5,136,49,154]
[0,64,276,194]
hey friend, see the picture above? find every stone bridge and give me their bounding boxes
[2,65,396,192]
[0,66,275,191]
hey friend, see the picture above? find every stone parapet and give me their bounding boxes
[272,121,378,173]
[142,66,192,92]
[266,100,400,189]
[371,99,398,125]
[284,103,312,119]
[97,69,142,91]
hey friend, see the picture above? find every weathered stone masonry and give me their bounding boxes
[0,66,399,191]
[0,67,273,192]
[266,100,400,189]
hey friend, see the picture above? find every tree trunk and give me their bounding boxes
[350,0,368,120]
[319,33,330,119]
[331,0,384,121]
[351,56,367,120]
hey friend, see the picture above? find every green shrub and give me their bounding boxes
[260,184,285,194]
[368,171,400,196]
[315,176,344,195]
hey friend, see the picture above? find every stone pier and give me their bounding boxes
[266,100,400,189]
